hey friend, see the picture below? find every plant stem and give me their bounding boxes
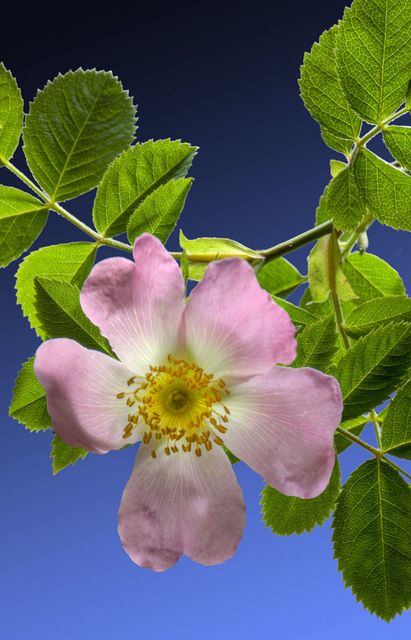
[260,220,333,263]
[349,105,409,163]
[336,426,411,480]
[328,229,352,349]
[370,408,383,449]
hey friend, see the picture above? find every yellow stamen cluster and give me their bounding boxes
[116,354,230,459]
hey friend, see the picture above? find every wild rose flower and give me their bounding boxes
[35,234,342,571]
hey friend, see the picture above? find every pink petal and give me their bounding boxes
[34,339,141,453]
[118,444,245,571]
[80,234,185,373]
[223,366,342,498]
[183,259,296,382]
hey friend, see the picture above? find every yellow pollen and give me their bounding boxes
[116,354,231,458]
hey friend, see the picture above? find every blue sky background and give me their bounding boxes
[1,0,410,637]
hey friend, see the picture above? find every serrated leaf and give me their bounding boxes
[0,63,23,163]
[321,127,353,155]
[327,165,367,231]
[336,0,411,124]
[333,459,411,621]
[308,233,357,303]
[261,460,340,536]
[93,139,197,237]
[271,296,317,327]
[0,186,48,267]
[354,148,411,231]
[335,414,370,453]
[292,316,338,372]
[127,177,192,244]
[51,435,88,475]
[330,159,346,178]
[345,296,411,337]
[16,242,97,338]
[299,25,361,150]
[257,258,305,298]
[343,251,405,301]
[334,322,411,420]
[383,126,411,172]
[23,69,136,201]
[9,357,51,432]
[34,278,113,354]
[299,287,357,321]
[315,184,331,225]
[382,380,411,459]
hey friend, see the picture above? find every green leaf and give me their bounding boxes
[383,126,411,172]
[292,316,338,372]
[382,380,411,459]
[257,258,305,298]
[315,184,331,225]
[345,296,411,337]
[321,128,353,155]
[333,459,411,621]
[23,69,136,202]
[180,250,189,285]
[271,296,317,328]
[51,435,88,475]
[334,322,411,420]
[330,159,346,178]
[354,148,411,231]
[9,357,51,432]
[308,234,357,303]
[335,414,370,453]
[0,63,23,163]
[343,251,406,301]
[327,165,367,231]
[34,278,113,354]
[127,177,192,244]
[93,139,197,237]
[224,447,240,465]
[261,460,340,535]
[0,186,48,267]
[299,287,357,321]
[299,25,361,152]
[179,231,261,277]
[336,0,411,124]
[16,242,97,337]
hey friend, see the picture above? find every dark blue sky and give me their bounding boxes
[1,1,410,638]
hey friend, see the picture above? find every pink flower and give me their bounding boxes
[35,234,342,571]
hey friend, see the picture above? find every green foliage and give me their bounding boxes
[330,159,346,178]
[23,69,136,202]
[333,459,411,621]
[257,258,305,298]
[127,177,192,244]
[180,231,261,280]
[0,186,48,267]
[382,380,411,459]
[299,25,361,153]
[16,242,97,338]
[93,139,197,237]
[0,63,23,164]
[308,234,356,303]
[271,295,317,328]
[261,461,340,535]
[345,296,411,337]
[326,166,367,231]
[383,126,411,172]
[9,357,51,432]
[51,435,88,475]
[336,0,411,124]
[334,322,411,420]
[292,316,338,372]
[343,251,405,301]
[354,149,411,231]
[34,278,114,354]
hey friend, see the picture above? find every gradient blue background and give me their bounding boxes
[1,1,410,637]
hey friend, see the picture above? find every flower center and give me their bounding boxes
[116,354,230,459]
